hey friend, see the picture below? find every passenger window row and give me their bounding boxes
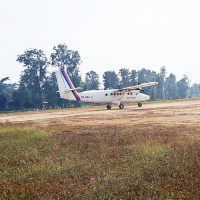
[105,92,134,96]
[109,93,122,96]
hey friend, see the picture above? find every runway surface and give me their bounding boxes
[0,99,200,127]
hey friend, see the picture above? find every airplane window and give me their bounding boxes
[117,93,119,95]
[111,93,113,95]
[130,93,132,95]
[105,94,108,96]
[127,93,129,95]
[120,93,122,95]
[114,93,116,95]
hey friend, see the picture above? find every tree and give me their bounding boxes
[50,44,82,108]
[103,71,119,89]
[0,77,9,84]
[199,84,200,94]
[164,73,178,99]
[177,75,190,99]
[0,77,9,93]
[119,68,131,88]
[12,83,30,109]
[137,68,147,84]
[0,78,17,111]
[137,68,157,83]
[51,44,82,88]
[17,49,48,109]
[150,87,156,101]
[0,77,10,110]
[189,83,199,97]
[0,95,7,111]
[137,68,158,95]
[156,66,166,99]
[42,72,60,108]
[130,70,137,86]
[85,71,100,90]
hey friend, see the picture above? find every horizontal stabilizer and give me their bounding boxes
[57,87,82,93]
[65,87,82,91]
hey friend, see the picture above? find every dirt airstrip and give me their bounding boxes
[0,99,200,134]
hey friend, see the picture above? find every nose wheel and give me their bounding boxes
[119,104,124,109]
[107,105,111,110]
[138,102,142,107]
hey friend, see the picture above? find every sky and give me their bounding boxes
[0,0,200,85]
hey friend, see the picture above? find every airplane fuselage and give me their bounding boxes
[61,89,150,104]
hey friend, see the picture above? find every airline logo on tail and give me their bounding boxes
[61,70,81,101]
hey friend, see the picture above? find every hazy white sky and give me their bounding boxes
[0,0,200,84]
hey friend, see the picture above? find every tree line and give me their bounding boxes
[0,44,199,111]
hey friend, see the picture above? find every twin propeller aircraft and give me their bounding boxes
[56,69,158,109]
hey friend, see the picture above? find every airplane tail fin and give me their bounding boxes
[56,69,74,92]
[55,69,81,101]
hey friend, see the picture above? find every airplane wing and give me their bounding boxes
[113,82,158,92]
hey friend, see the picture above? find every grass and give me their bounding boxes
[0,121,200,200]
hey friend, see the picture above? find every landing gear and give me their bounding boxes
[119,104,124,109]
[107,105,111,110]
[138,102,142,107]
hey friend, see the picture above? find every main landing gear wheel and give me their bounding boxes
[107,105,111,110]
[138,102,142,107]
[119,104,124,109]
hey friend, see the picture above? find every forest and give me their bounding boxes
[0,44,199,112]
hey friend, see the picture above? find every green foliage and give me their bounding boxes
[189,83,200,97]
[130,70,137,86]
[156,66,167,99]
[12,83,30,109]
[137,68,157,95]
[50,44,82,88]
[164,73,178,99]
[119,68,131,88]
[0,79,8,110]
[0,77,9,84]
[150,87,156,100]
[177,75,190,99]
[85,70,100,90]
[138,68,157,83]
[42,72,59,108]
[103,71,119,89]
[0,77,16,111]
[17,49,49,109]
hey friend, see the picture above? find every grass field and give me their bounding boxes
[0,99,200,199]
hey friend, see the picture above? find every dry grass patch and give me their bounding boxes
[0,122,200,199]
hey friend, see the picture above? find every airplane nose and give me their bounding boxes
[146,95,150,100]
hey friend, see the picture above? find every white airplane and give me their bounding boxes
[56,69,158,109]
